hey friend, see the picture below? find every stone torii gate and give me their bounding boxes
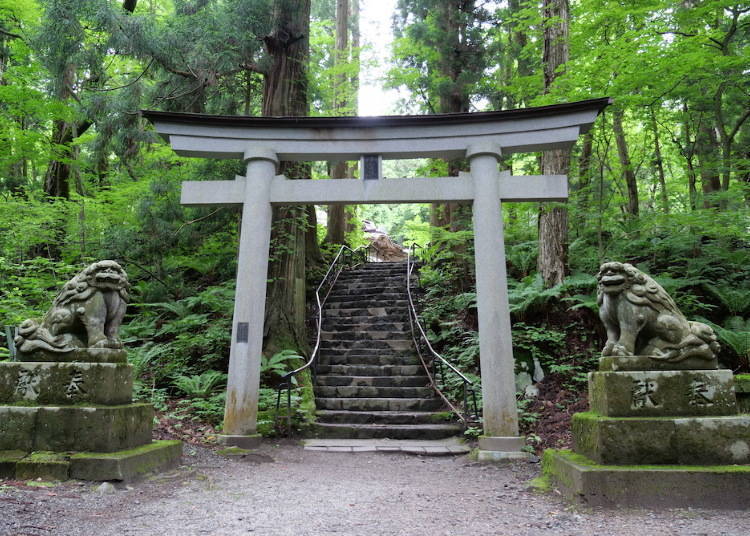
[144,98,609,459]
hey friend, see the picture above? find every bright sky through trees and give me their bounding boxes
[359,0,400,116]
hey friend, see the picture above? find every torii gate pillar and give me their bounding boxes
[468,144,524,457]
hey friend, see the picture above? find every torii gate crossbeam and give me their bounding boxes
[144,98,610,460]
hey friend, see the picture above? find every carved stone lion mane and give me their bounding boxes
[596,261,719,362]
[15,260,130,357]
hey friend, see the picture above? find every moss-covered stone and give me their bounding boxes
[598,355,718,372]
[15,451,70,481]
[34,403,153,452]
[735,374,750,413]
[0,450,26,478]
[589,370,737,418]
[543,449,750,509]
[573,411,675,464]
[0,362,133,405]
[0,403,154,453]
[735,374,750,392]
[0,406,36,451]
[69,440,182,481]
[572,412,750,465]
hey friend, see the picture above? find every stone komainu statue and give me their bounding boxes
[15,260,130,359]
[596,261,720,362]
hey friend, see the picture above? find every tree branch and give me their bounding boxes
[728,107,750,142]
[86,59,154,92]
[0,27,23,40]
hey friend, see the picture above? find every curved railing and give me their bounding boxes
[274,244,373,433]
[406,244,480,425]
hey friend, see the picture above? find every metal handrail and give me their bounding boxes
[406,244,479,424]
[275,243,374,434]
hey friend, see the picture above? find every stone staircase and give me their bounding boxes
[312,262,462,439]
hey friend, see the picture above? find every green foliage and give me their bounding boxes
[699,317,750,365]
[261,349,305,385]
[173,370,228,399]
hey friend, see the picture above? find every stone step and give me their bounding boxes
[320,322,408,332]
[327,291,407,300]
[331,280,408,289]
[315,364,425,376]
[320,339,414,351]
[315,397,444,412]
[315,410,453,425]
[311,422,462,440]
[323,295,409,311]
[323,307,409,318]
[327,293,407,303]
[352,263,406,270]
[314,385,435,398]
[337,269,405,276]
[336,270,406,278]
[319,330,411,341]
[315,375,429,387]
[320,354,421,366]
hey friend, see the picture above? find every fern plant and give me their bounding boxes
[174,370,228,398]
[262,349,304,379]
[699,317,750,361]
[705,285,750,317]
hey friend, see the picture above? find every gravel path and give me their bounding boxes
[1,440,749,536]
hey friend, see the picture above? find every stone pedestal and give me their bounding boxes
[0,361,181,482]
[545,356,750,508]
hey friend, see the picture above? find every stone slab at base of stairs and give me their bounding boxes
[303,437,470,456]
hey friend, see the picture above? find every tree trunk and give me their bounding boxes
[43,0,138,199]
[577,130,593,211]
[263,0,314,354]
[696,120,721,208]
[612,108,639,216]
[324,0,351,245]
[537,0,569,287]
[324,162,348,244]
[649,108,669,213]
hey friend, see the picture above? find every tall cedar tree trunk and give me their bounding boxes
[576,130,593,213]
[696,119,722,208]
[43,0,138,198]
[262,0,317,354]
[431,1,472,232]
[681,103,698,210]
[537,0,569,287]
[612,108,639,216]
[324,0,351,245]
[345,0,360,235]
[650,108,669,213]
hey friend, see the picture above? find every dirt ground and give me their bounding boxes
[1,440,749,536]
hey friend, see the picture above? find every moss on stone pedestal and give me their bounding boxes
[0,450,26,478]
[69,440,182,481]
[543,449,750,508]
[0,362,133,405]
[0,407,36,451]
[572,411,750,465]
[736,374,750,413]
[15,451,70,481]
[589,369,737,418]
[0,403,154,452]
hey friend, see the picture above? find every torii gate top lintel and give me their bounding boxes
[143,97,611,162]
[142,98,610,456]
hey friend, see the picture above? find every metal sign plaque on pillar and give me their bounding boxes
[144,97,611,456]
